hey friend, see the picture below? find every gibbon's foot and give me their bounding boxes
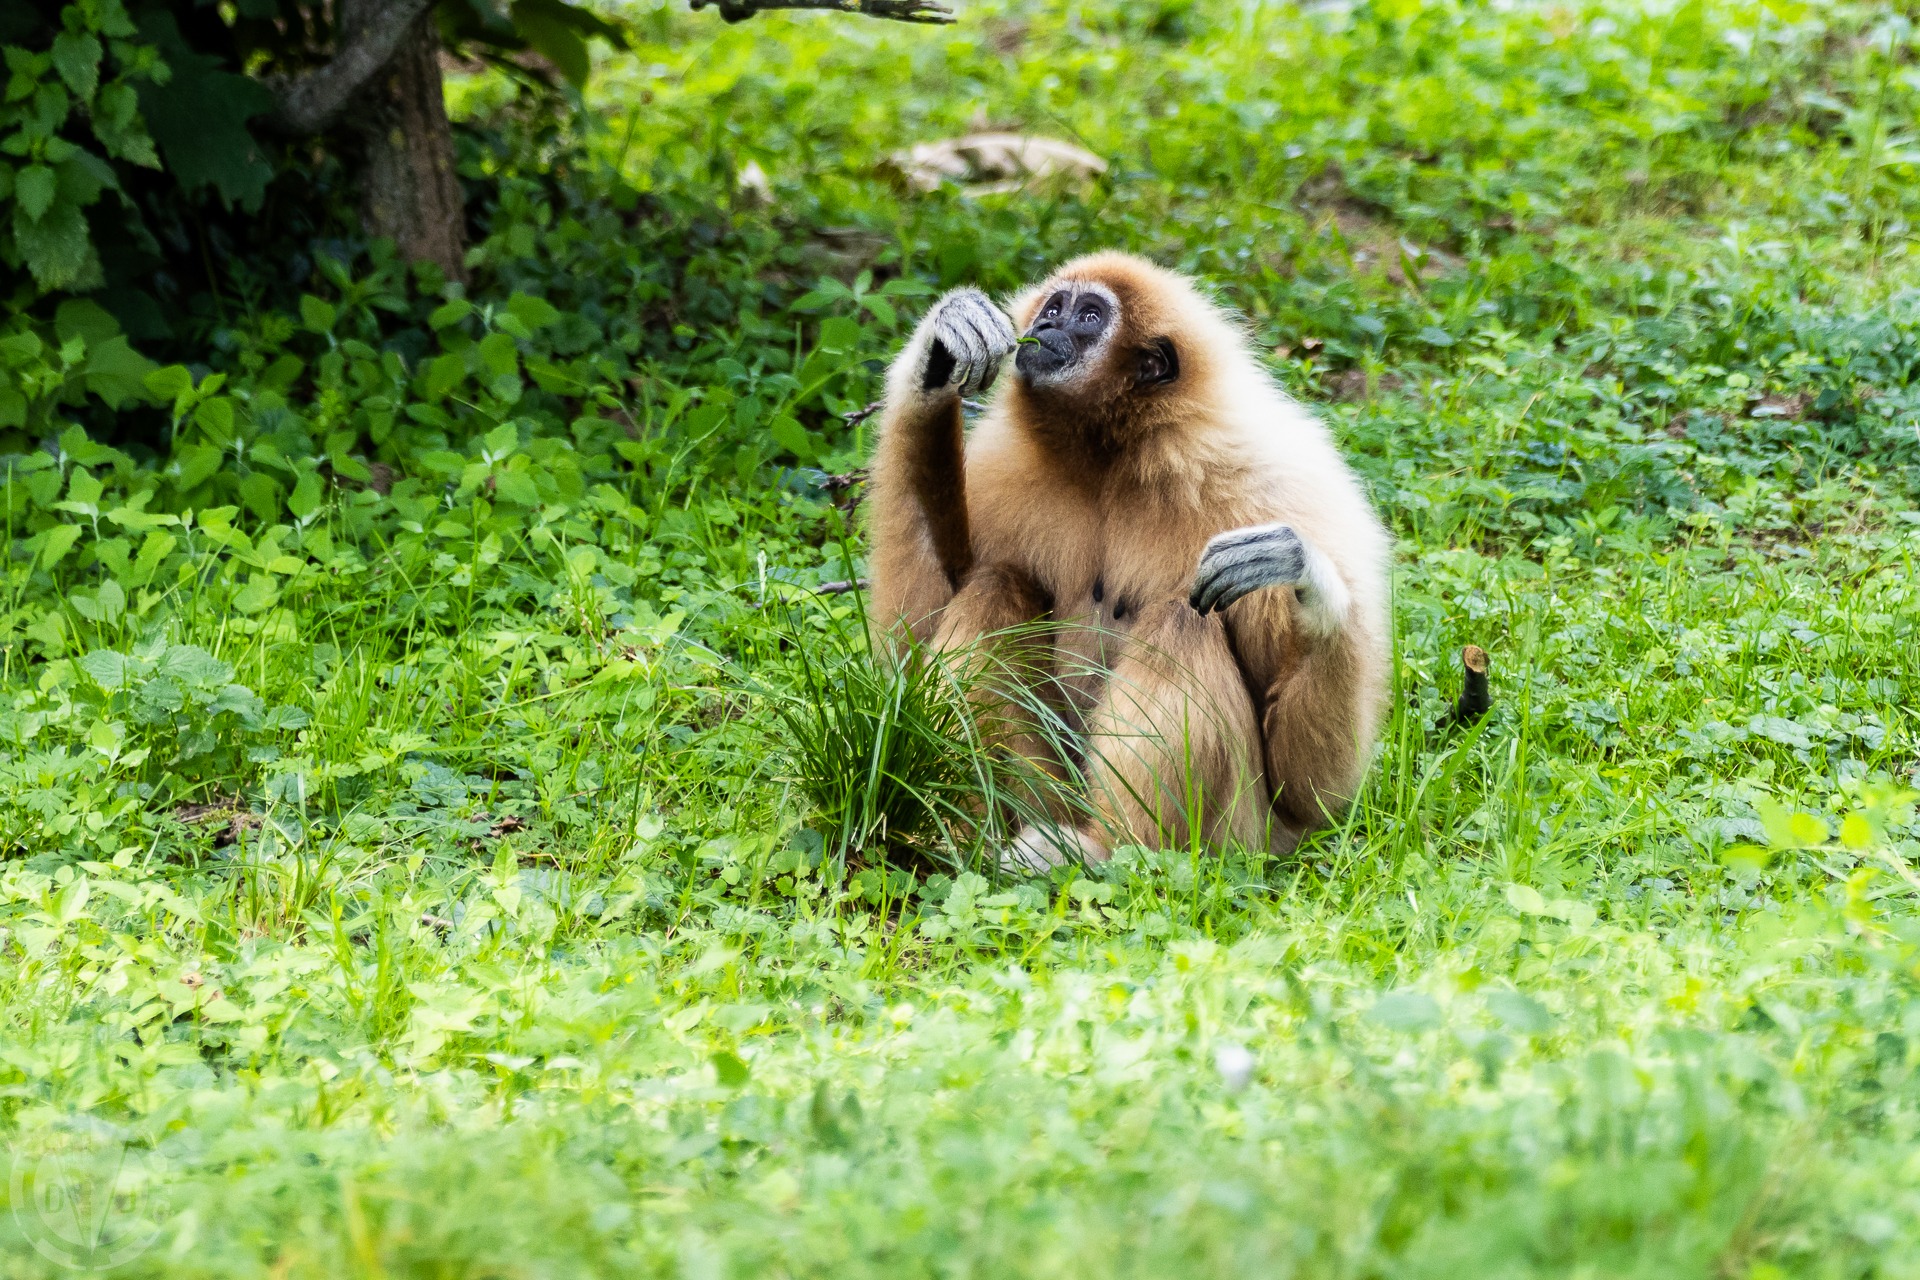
[1189,522,1350,635]
[918,288,1019,397]
[1000,823,1108,873]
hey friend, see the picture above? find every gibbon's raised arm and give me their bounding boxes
[867,288,1017,633]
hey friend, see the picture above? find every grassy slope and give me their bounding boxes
[5,0,1920,1275]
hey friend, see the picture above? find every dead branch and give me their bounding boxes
[264,0,438,135]
[1450,645,1490,727]
[694,0,954,23]
[817,578,870,594]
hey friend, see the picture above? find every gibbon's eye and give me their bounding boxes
[1079,309,1099,324]
[1137,338,1180,387]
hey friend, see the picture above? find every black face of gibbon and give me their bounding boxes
[1015,288,1110,380]
[1015,287,1180,391]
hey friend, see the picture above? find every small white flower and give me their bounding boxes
[1215,1043,1256,1092]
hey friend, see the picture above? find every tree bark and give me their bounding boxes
[341,0,466,282]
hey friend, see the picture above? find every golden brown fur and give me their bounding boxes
[868,251,1391,859]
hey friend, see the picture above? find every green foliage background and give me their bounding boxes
[1,0,1920,1275]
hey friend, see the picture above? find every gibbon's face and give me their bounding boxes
[1014,281,1181,394]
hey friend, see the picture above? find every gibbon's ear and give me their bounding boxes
[1137,337,1180,387]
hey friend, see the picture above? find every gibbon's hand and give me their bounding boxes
[1188,523,1309,616]
[914,288,1018,398]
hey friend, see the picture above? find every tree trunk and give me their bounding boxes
[341,0,466,282]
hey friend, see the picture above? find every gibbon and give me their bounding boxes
[866,252,1390,866]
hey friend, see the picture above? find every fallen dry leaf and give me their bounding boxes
[887,133,1106,196]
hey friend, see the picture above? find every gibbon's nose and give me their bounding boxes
[1016,326,1076,378]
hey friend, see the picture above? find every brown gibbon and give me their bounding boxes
[865,251,1390,867]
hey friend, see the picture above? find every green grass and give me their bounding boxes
[3,0,1920,1275]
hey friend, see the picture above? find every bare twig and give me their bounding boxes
[693,0,954,23]
[817,578,870,595]
[263,0,437,135]
[1449,645,1491,727]
[821,468,868,498]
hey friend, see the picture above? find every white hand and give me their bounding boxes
[913,288,1018,397]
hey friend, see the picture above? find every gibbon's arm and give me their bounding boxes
[868,289,1018,634]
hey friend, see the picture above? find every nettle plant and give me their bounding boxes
[0,638,303,856]
[0,0,180,292]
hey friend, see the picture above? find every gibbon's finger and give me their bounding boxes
[1191,554,1281,615]
[1191,561,1270,615]
[935,314,990,387]
[945,302,998,364]
[981,301,1019,356]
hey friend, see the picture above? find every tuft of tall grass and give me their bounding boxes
[747,597,1091,875]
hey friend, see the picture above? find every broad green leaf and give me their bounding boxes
[478,331,519,378]
[1840,813,1875,851]
[237,471,282,523]
[50,32,103,100]
[1504,883,1546,915]
[299,295,337,334]
[132,531,177,581]
[0,331,44,366]
[145,363,195,405]
[194,397,236,444]
[429,299,474,329]
[16,200,100,290]
[1367,990,1441,1032]
[817,316,863,354]
[426,353,467,400]
[769,414,815,461]
[511,0,592,86]
[232,577,279,614]
[1757,800,1798,849]
[83,336,159,409]
[493,469,541,506]
[66,467,104,508]
[53,876,90,926]
[15,164,56,220]
[505,293,561,331]
[484,422,520,458]
[288,469,325,519]
[1485,990,1553,1034]
[711,1050,750,1088]
[79,649,136,690]
[168,444,224,491]
[1788,811,1828,848]
[135,17,274,209]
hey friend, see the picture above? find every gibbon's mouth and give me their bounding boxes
[1015,328,1078,381]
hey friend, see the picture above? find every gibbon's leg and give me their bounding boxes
[866,288,1018,644]
[1066,601,1268,860]
[1191,522,1376,850]
[1256,632,1369,843]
